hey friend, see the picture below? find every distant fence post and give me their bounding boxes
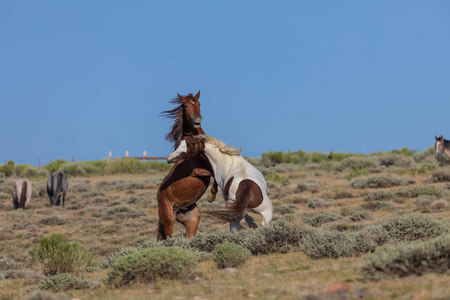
[143,151,147,162]
[125,150,129,158]
[109,151,112,159]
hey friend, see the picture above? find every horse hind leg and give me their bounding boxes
[13,196,19,210]
[157,193,175,240]
[229,221,244,233]
[176,206,200,238]
[244,213,257,229]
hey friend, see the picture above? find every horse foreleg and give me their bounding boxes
[176,206,200,238]
[207,180,218,203]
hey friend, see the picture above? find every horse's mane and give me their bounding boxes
[444,139,450,149]
[160,94,195,145]
[201,135,242,156]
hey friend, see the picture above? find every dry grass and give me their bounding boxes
[0,161,449,299]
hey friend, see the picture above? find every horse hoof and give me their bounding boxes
[250,224,258,229]
[207,194,215,203]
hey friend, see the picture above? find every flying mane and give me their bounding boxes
[160,94,195,147]
[201,135,242,156]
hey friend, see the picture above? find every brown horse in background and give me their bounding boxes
[157,91,218,240]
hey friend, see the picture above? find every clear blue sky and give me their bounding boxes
[1,1,450,165]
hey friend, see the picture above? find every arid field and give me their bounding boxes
[1,148,449,300]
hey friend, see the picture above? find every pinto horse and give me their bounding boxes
[435,135,450,159]
[167,135,273,232]
[157,91,218,240]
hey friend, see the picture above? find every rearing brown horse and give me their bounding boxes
[157,91,218,240]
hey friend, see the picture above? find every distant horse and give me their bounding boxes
[47,171,68,207]
[12,179,32,210]
[167,135,273,232]
[435,135,450,159]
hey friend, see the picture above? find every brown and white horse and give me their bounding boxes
[435,135,450,159]
[12,179,32,210]
[167,135,273,232]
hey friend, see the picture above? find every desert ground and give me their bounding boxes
[0,148,449,300]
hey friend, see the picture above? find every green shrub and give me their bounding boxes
[102,205,145,220]
[190,230,231,252]
[351,225,389,255]
[413,195,437,208]
[0,257,14,271]
[45,159,69,173]
[307,197,333,209]
[273,204,296,215]
[304,212,342,227]
[212,242,251,269]
[337,157,377,171]
[300,228,353,259]
[40,216,67,226]
[345,168,371,180]
[38,273,83,292]
[257,218,307,254]
[412,147,434,163]
[295,182,309,192]
[349,211,371,222]
[360,201,392,211]
[360,234,450,280]
[394,185,448,198]
[29,234,93,275]
[107,247,197,287]
[265,172,286,182]
[364,190,395,202]
[378,154,413,167]
[381,214,447,242]
[0,161,15,177]
[14,164,31,176]
[349,175,415,189]
[3,269,44,280]
[100,247,140,269]
[430,167,450,182]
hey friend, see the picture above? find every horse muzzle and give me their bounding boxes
[192,115,202,128]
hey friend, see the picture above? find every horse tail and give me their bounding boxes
[204,180,250,223]
[19,181,28,209]
[157,221,166,241]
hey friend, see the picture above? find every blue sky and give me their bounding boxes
[1,1,450,165]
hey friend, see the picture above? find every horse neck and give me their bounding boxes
[203,143,235,180]
[444,146,450,158]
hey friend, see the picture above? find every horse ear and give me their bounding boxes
[441,135,444,140]
[436,135,439,141]
[194,90,200,101]
[177,93,186,103]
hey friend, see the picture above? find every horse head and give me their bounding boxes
[178,91,202,130]
[167,136,206,163]
[435,135,444,158]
